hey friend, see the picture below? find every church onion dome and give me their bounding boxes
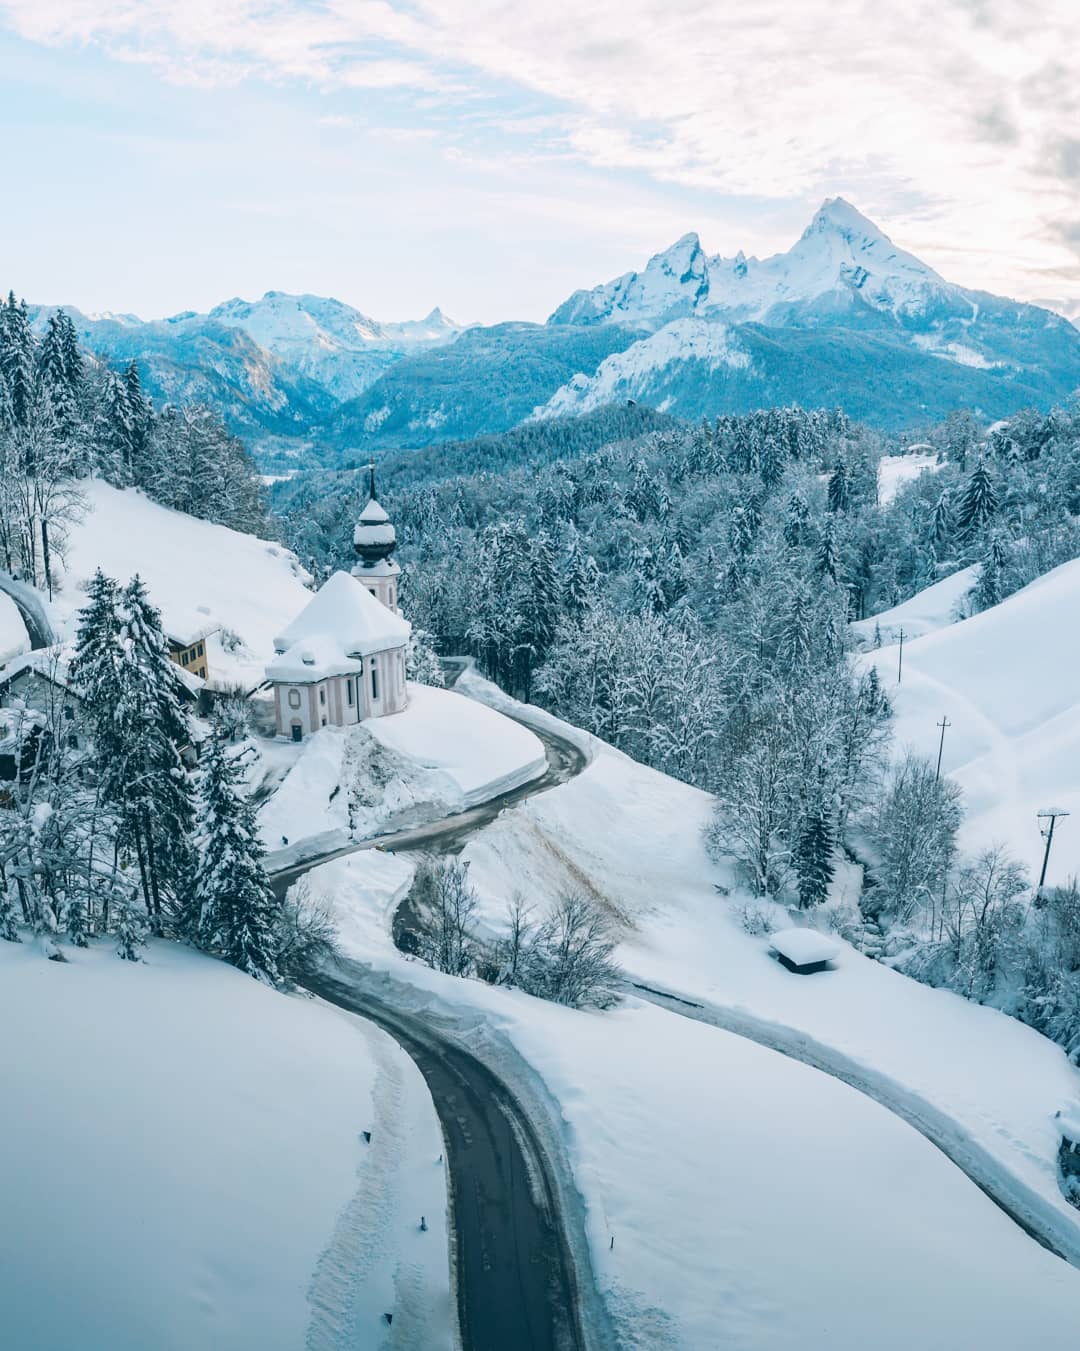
[353,460,397,568]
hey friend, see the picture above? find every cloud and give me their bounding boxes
[3,0,1080,307]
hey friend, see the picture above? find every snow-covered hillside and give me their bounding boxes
[533,318,750,420]
[47,480,314,689]
[296,692,1080,1347]
[0,939,451,1351]
[851,565,977,645]
[864,558,1080,878]
[259,685,546,864]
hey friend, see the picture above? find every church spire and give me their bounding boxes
[352,457,401,612]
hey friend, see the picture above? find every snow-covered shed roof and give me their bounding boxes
[769,928,841,969]
[268,571,410,683]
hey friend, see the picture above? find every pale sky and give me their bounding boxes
[2,1,1079,325]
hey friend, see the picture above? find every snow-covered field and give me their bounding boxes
[459,704,1080,1223]
[260,684,545,862]
[300,844,1080,1350]
[863,557,1080,877]
[0,939,451,1351]
[877,448,944,505]
[48,480,314,688]
[0,590,30,663]
[851,565,976,645]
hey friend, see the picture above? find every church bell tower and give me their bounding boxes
[352,459,401,613]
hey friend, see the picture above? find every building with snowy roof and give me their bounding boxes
[267,467,411,740]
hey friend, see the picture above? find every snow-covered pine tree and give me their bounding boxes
[95,368,137,483]
[406,626,445,687]
[113,576,198,922]
[955,460,999,538]
[0,292,37,428]
[783,490,810,548]
[794,802,836,908]
[930,487,954,559]
[816,516,841,581]
[70,570,126,723]
[124,360,150,469]
[564,532,600,616]
[827,456,852,513]
[972,531,1009,611]
[187,734,282,984]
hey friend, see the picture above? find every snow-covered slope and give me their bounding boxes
[534,318,750,419]
[259,684,546,864]
[852,566,977,645]
[297,723,1080,1348]
[0,938,451,1351]
[877,448,945,504]
[0,592,30,664]
[47,480,314,689]
[865,558,1080,877]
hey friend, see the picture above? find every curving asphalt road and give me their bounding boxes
[271,703,594,1351]
[306,963,585,1351]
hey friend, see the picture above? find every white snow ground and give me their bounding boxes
[0,590,30,663]
[876,449,944,505]
[48,480,314,688]
[851,565,976,646]
[0,938,451,1351]
[300,843,1080,1351]
[259,683,545,863]
[863,557,1080,877]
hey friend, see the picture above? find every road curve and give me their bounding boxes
[307,963,585,1351]
[271,704,595,1351]
[627,980,1080,1270]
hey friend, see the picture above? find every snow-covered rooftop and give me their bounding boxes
[268,571,410,682]
[769,928,842,968]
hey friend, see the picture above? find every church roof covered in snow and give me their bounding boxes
[267,571,410,682]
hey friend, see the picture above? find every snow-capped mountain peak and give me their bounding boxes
[804,195,890,244]
[549,198,955,330]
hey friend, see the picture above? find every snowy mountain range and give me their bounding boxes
[551,198,966,329]
[32,199,1080,459]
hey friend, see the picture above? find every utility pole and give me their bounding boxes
[1036,809,1070,896]
[935,716,951,781]
[897,627,904,685]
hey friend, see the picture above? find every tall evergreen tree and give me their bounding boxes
[186,735,282,984]
[816,516,841,581]
[827,456,852,513]
[0,293,36,427]
[955,460,999,538]
[110,577,197,923]
[794,802,836,908]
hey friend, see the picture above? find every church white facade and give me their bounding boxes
[267,466,411,741]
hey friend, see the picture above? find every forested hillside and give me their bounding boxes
[273,398,1080,1054]
[0,292,269,595]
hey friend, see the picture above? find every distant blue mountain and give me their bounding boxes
[33,200,1080,460]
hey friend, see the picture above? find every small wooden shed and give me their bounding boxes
[769,928,841,975]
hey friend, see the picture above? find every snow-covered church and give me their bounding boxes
[267,466,411,740]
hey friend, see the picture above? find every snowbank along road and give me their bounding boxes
[0,570,55,649]
[271,710,592,1351]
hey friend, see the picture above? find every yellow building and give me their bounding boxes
[167,629,215,681]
